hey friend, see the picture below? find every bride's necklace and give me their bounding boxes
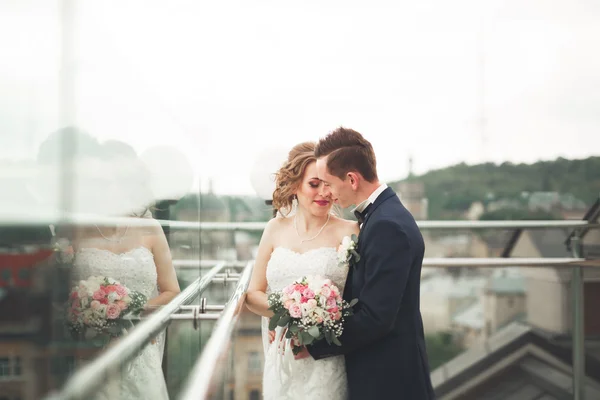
[94,224,129,243]
[294,213,330,243]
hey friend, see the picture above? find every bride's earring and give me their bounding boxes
[292,195,298,208]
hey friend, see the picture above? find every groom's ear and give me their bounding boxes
[347,172,360,190]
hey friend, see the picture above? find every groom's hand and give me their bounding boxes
[294,346,310,360]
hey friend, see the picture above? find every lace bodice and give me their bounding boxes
[263,246,349,400]
[72,247,159,298]
[266,247,348,294]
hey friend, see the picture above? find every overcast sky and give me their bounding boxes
[1,0,599,197]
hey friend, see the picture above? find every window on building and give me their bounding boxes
[0,269,11,284]
[0,357,10,377]
[248,352,261,373]
[13,357,21,376]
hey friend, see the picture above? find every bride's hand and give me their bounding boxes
[294,346,310,360]
[268,330,276,343]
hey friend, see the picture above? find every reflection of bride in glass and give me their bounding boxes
[45,130,180,399]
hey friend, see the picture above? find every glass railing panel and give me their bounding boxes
[176,307,263,400]
[164,318,217,398]
[1,1,204,397]
[164,274,238,398]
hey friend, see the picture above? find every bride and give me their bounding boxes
[67,139,181,399]
[246,142,359,399]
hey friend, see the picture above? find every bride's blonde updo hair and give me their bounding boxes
[272,141,317,216]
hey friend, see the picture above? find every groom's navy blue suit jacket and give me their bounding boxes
[308,187,435,400]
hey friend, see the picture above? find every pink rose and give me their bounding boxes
[316,316,323,323]
[294,284,305,293]
[289,304,302,318]
[306,299,317,310]
[334,311,342,320]
[284,285,294,295]
[302,288,315,299]
[329,306,339,314]
[320,287,331,298]
[92,290,105,301]
[115,285,128,297]
[71,299,81,309]
[90,300,101,310]
[105,285,118,293]
[284,300,294,310]
[326,298,337,309]
[106,304,121,319]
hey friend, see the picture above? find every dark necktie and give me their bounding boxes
[354,203,372,225]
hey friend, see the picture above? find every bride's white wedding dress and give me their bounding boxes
[71,246,169,400]
[262,246,349,400]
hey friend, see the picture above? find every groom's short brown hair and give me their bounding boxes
[315,127,378,182]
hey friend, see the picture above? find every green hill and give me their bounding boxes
[389,156,600,220]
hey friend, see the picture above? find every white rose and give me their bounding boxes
[341,236,351,249]
[96,304,107,318]
[80,297,89,308]
[307,275,323,292]
[108,292,119,302]
[88,282,101,292]
[301,303,312,316]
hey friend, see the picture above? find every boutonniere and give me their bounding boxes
[337,234,361,267]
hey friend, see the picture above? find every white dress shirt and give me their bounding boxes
[353,183,388,214]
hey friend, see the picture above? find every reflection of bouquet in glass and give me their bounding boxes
[268,275,357,355]
[66,276,146,344]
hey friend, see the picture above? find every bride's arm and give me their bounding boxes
[146,221,181,309]
[245,218,278,318]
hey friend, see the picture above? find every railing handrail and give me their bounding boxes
[177,261,255,400]
[173,257,591,270]
[2,211,598,231]
[174,259,248,268]
[45,261,229,400]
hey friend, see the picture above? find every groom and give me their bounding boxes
[301,127,435,399]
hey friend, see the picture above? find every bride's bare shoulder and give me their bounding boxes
[264,215,291,233]
[331,216,359,237]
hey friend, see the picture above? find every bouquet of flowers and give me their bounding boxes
[268,275,357,355]
[66,276,147,344]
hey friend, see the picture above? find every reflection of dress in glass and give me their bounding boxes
[71,246,169,400]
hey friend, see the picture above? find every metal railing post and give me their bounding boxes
[571,233,585,400]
